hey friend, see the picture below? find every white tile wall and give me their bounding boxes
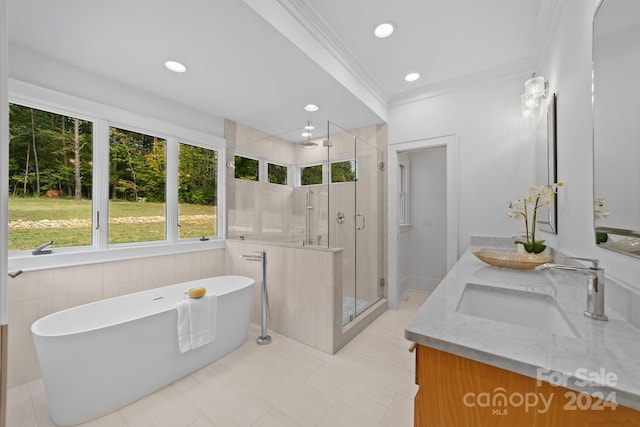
[6,248,226,388]
[52,263,104,312]
[226,240,338,354]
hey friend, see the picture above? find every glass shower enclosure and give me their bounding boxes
[327,122,384,325]
[227,120,384,326]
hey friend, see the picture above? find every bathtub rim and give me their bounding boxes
[31,274,254,338]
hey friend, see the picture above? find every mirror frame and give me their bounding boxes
[537,93,558,234]
[592,0,640,258]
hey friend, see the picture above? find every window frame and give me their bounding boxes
[297,162,325,186]
[329,158,358,184]
[8,101,96,252]
[399,161,410,226]
[233,152,261,182]
[8,83,226,272]
[107,123,169,246]
[177,139,220,241]
[266,161,290,186]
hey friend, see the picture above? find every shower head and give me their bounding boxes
[301,140,318,148]
[301,128,318,148]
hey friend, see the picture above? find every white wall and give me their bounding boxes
[9,45,224,138]
[538,0,639,290]
[407,147,448,293]
[389,75,536,259]
[396,148,448,298]
[7,249,226,387]
[389,0,640,295]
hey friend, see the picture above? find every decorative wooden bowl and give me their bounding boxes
[473,249,552,270]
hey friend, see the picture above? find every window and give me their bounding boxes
[300,164,323,185]
[268,163,287,185]
[235,155,259,181]
[8,104,93,251]
[178,143,218,239]
[399,162,409,225]
[331,159,357,183]
[109,127,166,244]
[8,88,225,268]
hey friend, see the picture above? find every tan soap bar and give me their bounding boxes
[187,287,206,298]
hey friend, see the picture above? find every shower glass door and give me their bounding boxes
[354,133,383,320]
[328,122,382,326]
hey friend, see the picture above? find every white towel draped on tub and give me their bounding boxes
[175,295,217,353]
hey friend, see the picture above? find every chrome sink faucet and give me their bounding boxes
[535,257,608,321]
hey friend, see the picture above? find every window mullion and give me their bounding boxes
[166,137,179,242]
[218,148,227,239]
[94,119,110,249]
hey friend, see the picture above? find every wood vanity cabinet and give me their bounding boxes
[414,344,640,427]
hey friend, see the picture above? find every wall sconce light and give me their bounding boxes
[525,74,548,98]
[521,93,540,110]
[520,73,548,117]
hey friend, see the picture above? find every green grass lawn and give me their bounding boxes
[8,197,217,250]
[9,197,92,221]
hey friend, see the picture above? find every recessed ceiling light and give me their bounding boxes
[304,104,319,112]
[304,121,315,130]
[165,60,187,73]
[374,22,395,39]
[405,72,420,82]
[301,131,312,137]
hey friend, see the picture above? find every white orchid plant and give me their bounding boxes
[594,197,609,219]
[594,196,609,244]
[507,182,564,253]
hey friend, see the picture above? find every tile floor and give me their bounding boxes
[7,292,428,427]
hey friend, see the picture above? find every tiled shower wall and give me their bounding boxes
[226,120,388,306]
[225,240,341,354]
[7,249,225,388]
[225,240,388,355]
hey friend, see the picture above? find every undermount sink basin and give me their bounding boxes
[456,283,579,338]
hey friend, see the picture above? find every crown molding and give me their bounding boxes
[246,0,562,117]
[391,0,561,108]
[389,58,536,108]
[244,0,389,121]
[529,0,564,69]
[279,0,389,102]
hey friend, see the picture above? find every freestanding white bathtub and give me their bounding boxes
[31,275,254,426]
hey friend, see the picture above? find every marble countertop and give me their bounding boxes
[405,237,640,410]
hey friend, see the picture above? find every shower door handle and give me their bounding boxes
[355,213,365,230]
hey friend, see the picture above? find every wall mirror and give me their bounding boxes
[593,0,640,258]
[535,93,558,234]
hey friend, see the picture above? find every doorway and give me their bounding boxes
[388,135,457,308]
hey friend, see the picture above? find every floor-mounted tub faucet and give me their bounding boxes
[240,250,271,344]
[535,257,608,321]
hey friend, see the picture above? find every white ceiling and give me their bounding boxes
[7,0,554,141]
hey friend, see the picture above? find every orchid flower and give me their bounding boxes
[508,182,564,253]
[594,197,609,219]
